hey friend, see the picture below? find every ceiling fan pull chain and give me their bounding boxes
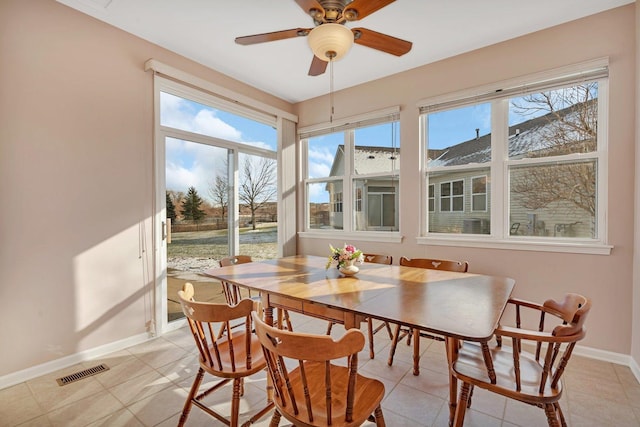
[329,57,334,123]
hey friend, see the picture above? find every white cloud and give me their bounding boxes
[166,161,197,193]
[308,147,334,178]
[192,109,242,141]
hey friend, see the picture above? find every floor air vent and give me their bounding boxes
[56,364,109,386]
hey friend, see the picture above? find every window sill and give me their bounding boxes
[299,230,404,244]
[416,236,612,255]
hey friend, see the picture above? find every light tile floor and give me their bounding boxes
[2,312,640,427]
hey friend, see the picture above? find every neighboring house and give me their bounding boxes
[327,145,400,231]
[327,101,596,237]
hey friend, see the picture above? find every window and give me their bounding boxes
[425,102,492,235]
[428,184,435,212]
[440,180,464,212]
[305,131,344,230]
[355,188,362,212]
[302,107,400,233]
[332,191,343,213]
[472,176,487,211]
[366,186,396,228]
[421,62,608,247]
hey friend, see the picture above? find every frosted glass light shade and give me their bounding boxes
[307,23,354,61]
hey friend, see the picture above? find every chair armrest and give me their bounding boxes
[495,325,580,343]
[506,298,544,311]
[507,297,570,318]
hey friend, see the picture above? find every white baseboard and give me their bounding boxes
[573,343,633,365]
[0,332,151,390]
[630,355,640,383]
[573,344,640,383]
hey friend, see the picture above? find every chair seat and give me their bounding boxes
[452,342,563,404]
[200,331,267,378]
[276,361,385,427]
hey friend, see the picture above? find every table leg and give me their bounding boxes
[412,329,420,375]
[446,337,460,427]
[344,313,364,330]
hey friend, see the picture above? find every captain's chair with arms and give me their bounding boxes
[450,293,591,427]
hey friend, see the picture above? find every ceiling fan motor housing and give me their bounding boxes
[307,23,353,61]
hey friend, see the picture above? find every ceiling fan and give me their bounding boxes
[235,0,413,76]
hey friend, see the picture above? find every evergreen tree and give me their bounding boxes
[181,186,206,221]
[166,192,177,220]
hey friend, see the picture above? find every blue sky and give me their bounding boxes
[428,103,492,149]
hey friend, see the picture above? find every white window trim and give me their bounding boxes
[301,106,401,236]
[418,59,611,255]
[299,230,404,243]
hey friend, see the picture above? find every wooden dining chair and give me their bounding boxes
[219,255,254,305]
[219,255,293,331]
[388,256,469,375]
[177,283,273,427]
[451,293,591,427]
[252,312,387,427]
[326,253,394,359]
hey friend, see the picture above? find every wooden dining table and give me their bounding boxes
[203,254,515,424]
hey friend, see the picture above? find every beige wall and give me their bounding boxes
[0,0,293,378]
[297,5,637,356]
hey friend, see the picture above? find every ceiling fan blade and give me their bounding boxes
[235,28,311,45]
[308,55,328,76]
[294,0,325,20]
[352,27,412,56]
[342,0,395,21]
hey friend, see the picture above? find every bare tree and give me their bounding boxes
[208,175,228,219]
[510,83,598,218]
[239,157,277,230]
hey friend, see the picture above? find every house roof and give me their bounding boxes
[330,145,400,176]
[428,100,596,167]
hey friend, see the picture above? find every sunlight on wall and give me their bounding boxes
[72,222,154,339]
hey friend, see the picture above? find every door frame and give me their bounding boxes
[152,77,281,335]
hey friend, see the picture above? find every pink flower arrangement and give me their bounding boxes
[326,244,364,270]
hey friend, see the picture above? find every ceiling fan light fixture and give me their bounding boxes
[308,23,353,61]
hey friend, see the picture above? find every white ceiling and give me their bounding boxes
[58,0,631,103]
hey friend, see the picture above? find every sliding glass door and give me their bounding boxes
[164,137,231,321]
[156,81,279,326]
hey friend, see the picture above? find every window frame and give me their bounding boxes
[471,175,488,212]
[439,179,465,213]
[428,184,435,212]
[299,107,403,242]
[417,59,611,255]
